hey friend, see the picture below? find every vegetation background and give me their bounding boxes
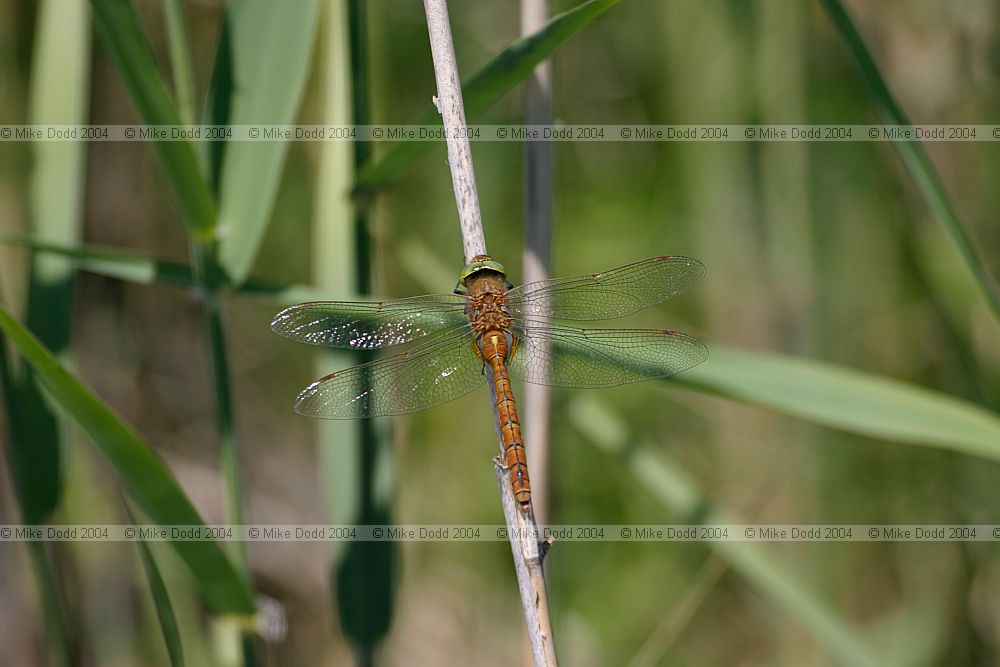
[0,0,999,665]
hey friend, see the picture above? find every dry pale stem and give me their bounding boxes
[422,0,486,263]
[421,2,558,664]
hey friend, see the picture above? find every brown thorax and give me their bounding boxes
[464,271,512,335]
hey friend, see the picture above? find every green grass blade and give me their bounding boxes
[163,0,196,126]
[675,347,1000,462]
[819,0,1000,323]
[0,236,340,304]
[355,0,620,191]
[88,0,216,240]
[128,504,185,667]
[568,397,881,667]
[1,236,197,287]
[0,304,255,615]
[137,539,186,667]
[215,0,321,286]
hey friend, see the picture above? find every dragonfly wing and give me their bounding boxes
[507,323,708,388]
[295,330,486,419]
[505,256,705,321]
[271,294,468,349]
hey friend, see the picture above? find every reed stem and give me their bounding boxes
[421,0,486,263]
[421,2,557,664]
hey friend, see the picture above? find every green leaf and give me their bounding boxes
[128,505,185,667]
[1,235,197,287]
[0,305,255,615]
[163,0,196,126]
[88,0,216,240]
[819,0,1000,323]
[215,0,321,286]
[10,0,92,527]
[355,0,621,191]
[568,397,882,667]
[675,347,1000,462]
[0,236,336,304]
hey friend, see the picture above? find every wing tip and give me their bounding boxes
[654,254,706,270]
[269,304,303,334]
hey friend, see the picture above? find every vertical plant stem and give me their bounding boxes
[319,0,394,658]
[191,242,247,572]
[16,2,90,662]
[488,367,559,667]
[421,2,557,665]
[421,0,487,262]
[191,240,255,666]
[520,0,553,526]
[163,0,196,126]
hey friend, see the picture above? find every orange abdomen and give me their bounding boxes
[480,331,531,510]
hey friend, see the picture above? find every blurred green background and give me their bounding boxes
[1,0,999,665]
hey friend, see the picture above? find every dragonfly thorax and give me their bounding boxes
[467,290,512,334]
[464,271,512,335]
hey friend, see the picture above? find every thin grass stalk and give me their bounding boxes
[626,556,727,667]
[421,2,557,664]
[520,0,553,527]
[190,240,256,667]
[163,0,196,126]
[126,501,185,667]
[179,15,257,661]
[819,0,1000,324]
[347,0,394,649]
[567,397,882,667]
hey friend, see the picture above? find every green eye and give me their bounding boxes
[457,257,507,288]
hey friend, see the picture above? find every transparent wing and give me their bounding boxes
[271,294,468,349]
[505,256,705,321]
[294,328,486,419]
[507,323,708,388]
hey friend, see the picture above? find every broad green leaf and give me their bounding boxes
[10,0,92,527]
[568,397,882,667]
[215,0,321,286]
[0,305,255,615]
[819,0,1000,323]
[675,347,1000,463]
[89,0,216,240]
[355,0,621,191]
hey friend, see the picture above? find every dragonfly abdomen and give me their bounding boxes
[479,330,531,511]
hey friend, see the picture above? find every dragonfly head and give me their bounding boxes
[455,255,510,293]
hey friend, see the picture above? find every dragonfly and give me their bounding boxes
[271,255,708,511]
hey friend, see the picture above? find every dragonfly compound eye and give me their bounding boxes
[456,256,508,290]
